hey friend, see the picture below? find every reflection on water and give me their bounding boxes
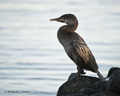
[0,0,120,96]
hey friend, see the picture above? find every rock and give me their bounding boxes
[56,67,120,96]
[61,94,88,96]
[57,73,99,96]
[92,81,107,91]
[78,88,100,95]
[91,91,120,96]
[68,73,79,81]
[106,67,120,78]
[107,70,120,94]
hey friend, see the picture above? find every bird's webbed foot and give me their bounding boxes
[77,66,86,76]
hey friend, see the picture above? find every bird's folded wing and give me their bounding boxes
[73,41,92,64]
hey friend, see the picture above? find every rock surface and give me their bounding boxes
[107,70,120,94]
[56,67,120,96]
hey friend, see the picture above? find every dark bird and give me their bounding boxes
[50,14,106,81]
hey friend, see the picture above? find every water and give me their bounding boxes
[0,0,120,96]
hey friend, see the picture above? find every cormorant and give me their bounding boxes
[50,14,106,81]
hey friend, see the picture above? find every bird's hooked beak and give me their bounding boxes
[50,17,65,23]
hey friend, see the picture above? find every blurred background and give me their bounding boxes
[0,0,120,96]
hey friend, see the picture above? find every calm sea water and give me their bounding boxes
[0,0,120,96]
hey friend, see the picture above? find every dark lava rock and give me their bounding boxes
[56,67,120,96]
[107,70,120,94]
[78,88,100,95]
[57,73,99,96]
[92,81,107,91]
[106,67,120,78]
[61,94,88,96]
[62,94,89,96]
[91,91,120,96]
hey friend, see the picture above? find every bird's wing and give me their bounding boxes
[72,39,92,64]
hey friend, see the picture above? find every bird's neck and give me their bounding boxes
[59,24,78,32]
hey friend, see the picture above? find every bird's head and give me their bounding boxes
[50,14,78,26]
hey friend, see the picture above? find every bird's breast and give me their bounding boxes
[64,46,78,64]
[57,31,71,47]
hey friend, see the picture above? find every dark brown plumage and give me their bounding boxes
[50,14,106,81]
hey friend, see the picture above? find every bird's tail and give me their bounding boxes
[96,70,106,81]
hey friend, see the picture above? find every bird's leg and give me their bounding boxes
[77,66,86,75]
